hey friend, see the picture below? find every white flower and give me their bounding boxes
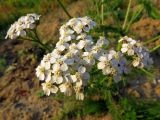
[36,63,45,81]
[51,49,62,59]
[121,43,134,56]
[82,52,95,65]
[60,25,75,42]
[56,40,69,51]
[51,66,67,85]
[77,39,93,50]
[132,57,141,67]
[97,55,113,75]
[96,36,109,47]
[42,53,53,70]
[59,83,73,96]
[42,81,58,96]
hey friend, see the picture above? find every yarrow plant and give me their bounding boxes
[35,16,153,100]
[5,13,154,100]
[4,1,160,119]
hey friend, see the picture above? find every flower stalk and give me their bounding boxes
[140,68,154,78]
[149,44,160,53]
[56,0,72,19]
[143,35,160,45]
[122,0,132,30]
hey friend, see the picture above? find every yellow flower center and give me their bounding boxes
[40,67,45,73]
[46,82,52,88]
[55,70,61,76]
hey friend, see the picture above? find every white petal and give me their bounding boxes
[61,63,68,71]
[52,63,60,72]
[39,74,45,81]
[59,84,67,92]
[78,66,86,73]
[50,86,58,93]
[99,56,107,61]
[77,40,85,49]
[83,52,89,57]
[97,62,106,69]
[70,75,77,83]
[57,45,65,51]
[76,92,84,100]
[44,88,50,96]
[45,62,50,70]
[132,60,139,67]
[121,47,128,53]
[128,49,134,56]
[122,43,128,48]
[50,57,56,64]
[45,73,51,82]
[56,76,63,84]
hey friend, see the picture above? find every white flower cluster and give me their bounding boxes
[119,36,153,68]
[36,16,108,100]
[36,16,153,100]
[97,50,129,82]
[5,13,41,39]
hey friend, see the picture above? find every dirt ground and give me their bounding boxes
[0,0,160,120]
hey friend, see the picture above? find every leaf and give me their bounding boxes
[37,90,45,97]
[142,0,160,19]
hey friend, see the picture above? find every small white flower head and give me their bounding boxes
[5,13,41,39]
[119,36,153,69]
[66,16,96,34]
[42,81,58,96]
[97,50,128,82]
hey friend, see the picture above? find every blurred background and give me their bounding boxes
[0,0,160,120]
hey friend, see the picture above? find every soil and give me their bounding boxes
[0,0,160,120]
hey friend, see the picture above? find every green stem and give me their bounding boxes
[33,28,52,51]
[34,28,41,42]
[140,68,154,78]
[101,0,104,25]
[101,0,105,36]
[57,0,72,18]
[143,35,160,45]
[116,41,122,51]
[125,6,143,32]
[122,0,132,30]
[19,37,35,42]
[36,40,51,51]
[149,44,160,53]
[19,37,50,51]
